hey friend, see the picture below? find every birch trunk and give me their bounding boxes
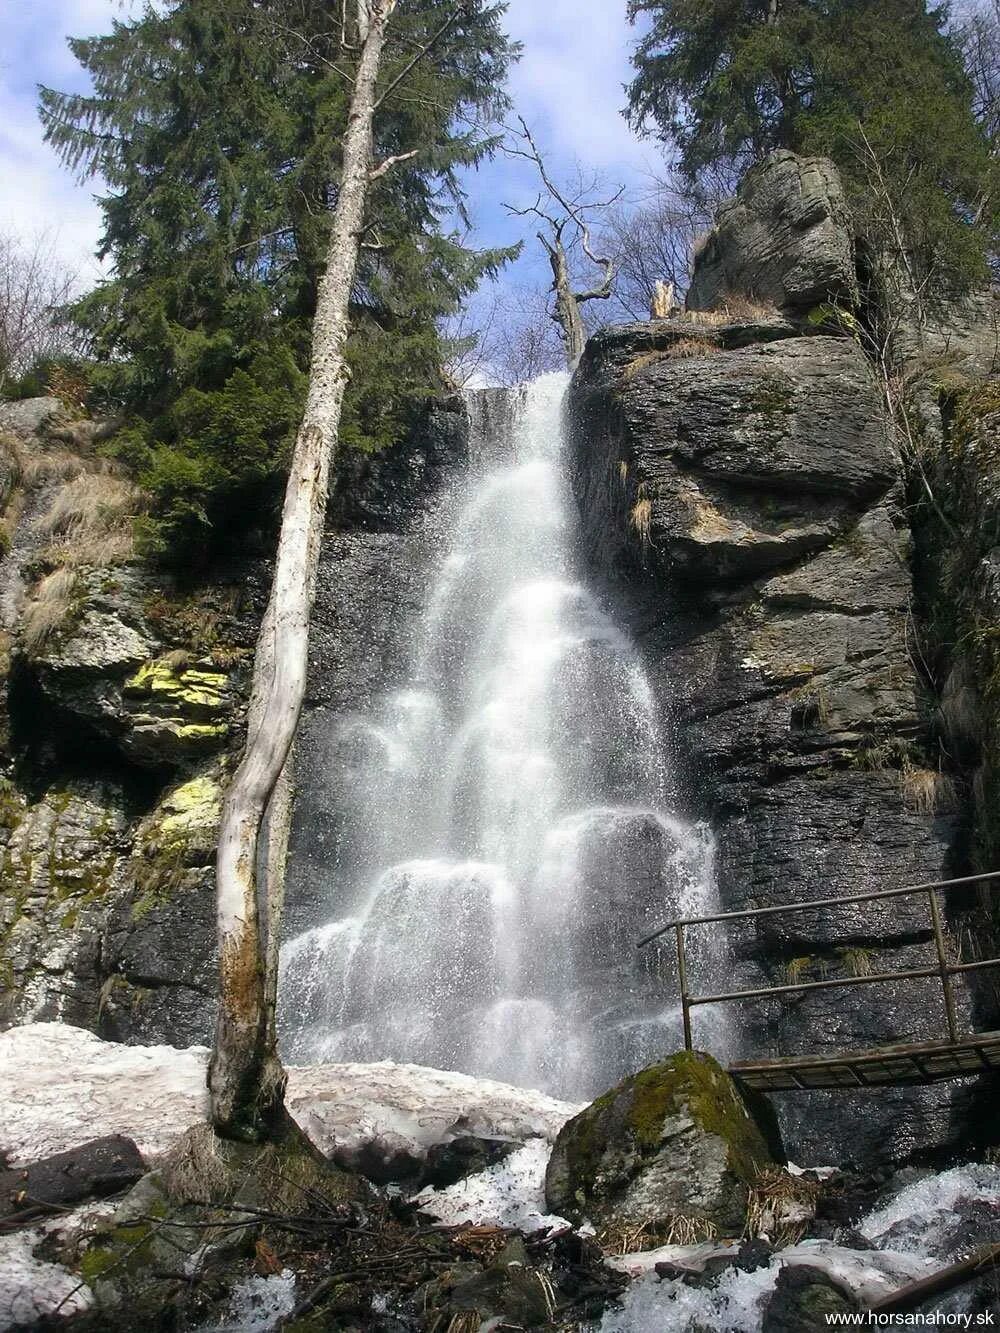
[209,0,397,1141]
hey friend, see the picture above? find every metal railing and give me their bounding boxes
[637,871,1000,1053]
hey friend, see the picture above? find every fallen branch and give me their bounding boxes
[869,1242,1000,1313]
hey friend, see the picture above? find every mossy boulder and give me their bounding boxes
[544,1052,778,1238]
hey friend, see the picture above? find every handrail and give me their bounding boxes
[637,870,1000,1056]
[636,870,1000,947]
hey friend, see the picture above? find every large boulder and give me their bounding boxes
[544,1052,777,1236]
[686,151,858,315]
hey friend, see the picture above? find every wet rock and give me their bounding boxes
[687,150,858,314]
[569,301,967,1166]
[102,766,223,1046]
[120,656,233,764]
[544,1052,776,1236]
[761,1262,858,1331]
[23,570,238,770]
[421,1135,518,1190]
[0,1137,144,1223]
[573,324,893,584]
[445,1236,552,1327]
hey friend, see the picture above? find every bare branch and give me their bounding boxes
[373,2,471,113]
[369,149,419,181]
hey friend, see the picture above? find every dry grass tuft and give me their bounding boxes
[629,496,653,546]
[900,764,958,815]
[36,468,141,567]
[618,459,629,486]
[598,1214,718,1255]
[22,567,79,654]
[623,339,720,382]
[20,449,87,486]
[685,294,782,326]
[745,1168,820,1246]
[665,336,721,358]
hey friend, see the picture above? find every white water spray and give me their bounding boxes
[280,373,723,1097]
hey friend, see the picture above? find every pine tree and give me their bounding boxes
[40,0,517,559]
[626,0,997,297]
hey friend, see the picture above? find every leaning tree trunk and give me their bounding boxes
[209,0,397,1142]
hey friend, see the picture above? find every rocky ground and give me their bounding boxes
[2,1024,999,1333]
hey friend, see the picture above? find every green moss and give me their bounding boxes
[124,658,229,714]
[746,374,795,418]
[806,302,861,338]
[78,1245,116,1283]
[130,770,222,920]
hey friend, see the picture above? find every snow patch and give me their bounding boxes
[0,1206,113,1333]
[0,1023,578,1169]
[413,1137,568,1234]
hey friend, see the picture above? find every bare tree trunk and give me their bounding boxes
[209,0,397,1143]
[650,279,675,319]
[543,233,588,368]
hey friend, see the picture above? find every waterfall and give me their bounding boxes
[280,373,724,1099]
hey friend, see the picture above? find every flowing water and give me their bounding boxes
[280,373,724,1098]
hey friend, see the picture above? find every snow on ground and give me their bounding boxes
[287,1060,580,1174]
[0,1205,115,1333]
[413,1137,568,1234]
[0,1022,579,1168]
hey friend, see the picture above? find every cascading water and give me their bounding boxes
[280,373,724,1099]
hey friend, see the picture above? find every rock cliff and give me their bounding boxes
[568,150,999,1165]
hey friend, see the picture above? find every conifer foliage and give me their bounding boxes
[626,0,998,297]
[40,0,516,559]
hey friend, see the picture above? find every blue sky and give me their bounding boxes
[0,0,661,302]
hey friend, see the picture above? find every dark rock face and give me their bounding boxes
[762,1263,858,1332]
[0,404,270,1047]
[0,1136,145,1223]
[544,1051,777,1234]
[686,151,859,315]
[569,317,973,1166]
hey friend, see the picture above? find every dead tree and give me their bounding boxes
[505,118,622,368]
[208,0,402,1143]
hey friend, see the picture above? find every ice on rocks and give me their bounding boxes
[861,1163,1000,1253]
[207,1271,297,1332]
[597,1242,929,1332]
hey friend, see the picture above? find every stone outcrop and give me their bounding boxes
[0,395,469,1047]
[544,1052,777,1235]
[0,402,264,1045]
[686,151,859,315]
[569,308,974,1165]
